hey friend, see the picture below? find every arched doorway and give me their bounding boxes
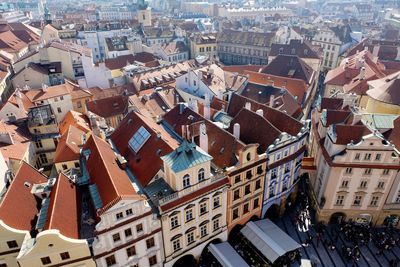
[173,254,196,267]
[264,204,280,221]
[249,215,260,222]
[228,224,243,243]
[199,239,222,267]
[329,212,346,224]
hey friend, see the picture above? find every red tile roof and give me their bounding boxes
[110,111,179,187]
[0,162,47,231]
[319,98,344,111]
[84,135,143,214]
[227,93,303,136]
[269,39,321,59]
[334,124,371,145]
[86,95,129,118]
[44,173,80,239]
[228,108,281,153]
[260,55,315,85]
[54,126,85,163]
[104,52,158,70]
[59,110,91,135]
[163,105,246,168]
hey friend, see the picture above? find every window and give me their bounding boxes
[187,231,194,244]
[116,212,123,220]
[243,203,249,214]
[269,184,275,196]
[60,96,64,100]
[336,195,345,205]
[200,202,207,215]
[35,140,43,149]
[377,181,385,189]
[345,167,352,174]
[213,218,219,231]
[213,196,220,209]
[254,198,260,208]
[360,180,368,189]
[125,228,132,238]
[57,107,62,113]
[183,174,190,188]
[396,191,400,203]
[364,153,372,160]
[193,80,197,86]
[7,240,18,248]
[112,233,121,242]
[375,154,381,161]
[39,153,48,164]
[126,209,133,216]
[245,184,251,195]
[171,216,179,229]
[77,100,82,108]
[257,165,263,174]
[354,153,360,160]
[200,224,208,237]
[127,246,136,257]
[233,189,240,200]
[364,168,372,175]
[41,257,51,265]
[172,239,181,251]
[60,252,70,260]
[128,126,151,152]
[184,208,193,222]
[198,168,205,182]
[234,175,241,184]
[149,255,157,266]
[232,208,239,220]
[255,179,261,190]
[246,170,252,179]
[341,180,349,188]
[353,195,362,206]
[136,223,143,233]
[146,237,155,249]
[370,196,379,206]
[271,168,277,179]
[383,169,390,175]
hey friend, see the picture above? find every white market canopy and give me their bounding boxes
[240,219,301,263]
[209,242,250,267]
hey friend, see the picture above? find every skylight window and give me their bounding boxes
[129,126,151,153]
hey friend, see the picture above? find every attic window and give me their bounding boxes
[279,48,283,54]
[129,126,151,153]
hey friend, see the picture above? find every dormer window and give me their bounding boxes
[198,168,205,182]
[183,174,190,188]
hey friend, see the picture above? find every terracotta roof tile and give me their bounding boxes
[110,111,179,187]
[44,173,80,239]
[104,52,158,70]
[59,110,91,135]
[84,135,143,213]
[86,95,129,118]
[227,93,303,136]
[334,124,371,145]
[269,39,321,59]
[0,162,47,231]
[54,126,85,163]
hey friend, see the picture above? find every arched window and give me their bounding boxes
[183,174,191,188]
[198,168,205,182]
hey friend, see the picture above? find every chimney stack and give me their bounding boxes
[15,90,25,112]
[359,67,365,80]
[204,93,211,119]
[269,95,275,108]
[233,123,240,139]
[199,123,208,153]
[245,102,251,110]
[256,109,264,117]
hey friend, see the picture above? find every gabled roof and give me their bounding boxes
[86,95,129,118]
[59,110,91,135]
[260,55,315,85]
[228,93,303,136]
[104,52,158,70]
[44,173,80,239]
[110,111,179,187]
[54,126,85,163]
[319,98,344,111]
[162,140,212,173]
[228,108,281,153]
[84,135,143,214]
[269,39,321,59]
[218,29,275,47]
[163,104,246,168]
[0,162,47,231]
[22,81,75,102]
[367,71,400,105]
[333,124,371,145]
